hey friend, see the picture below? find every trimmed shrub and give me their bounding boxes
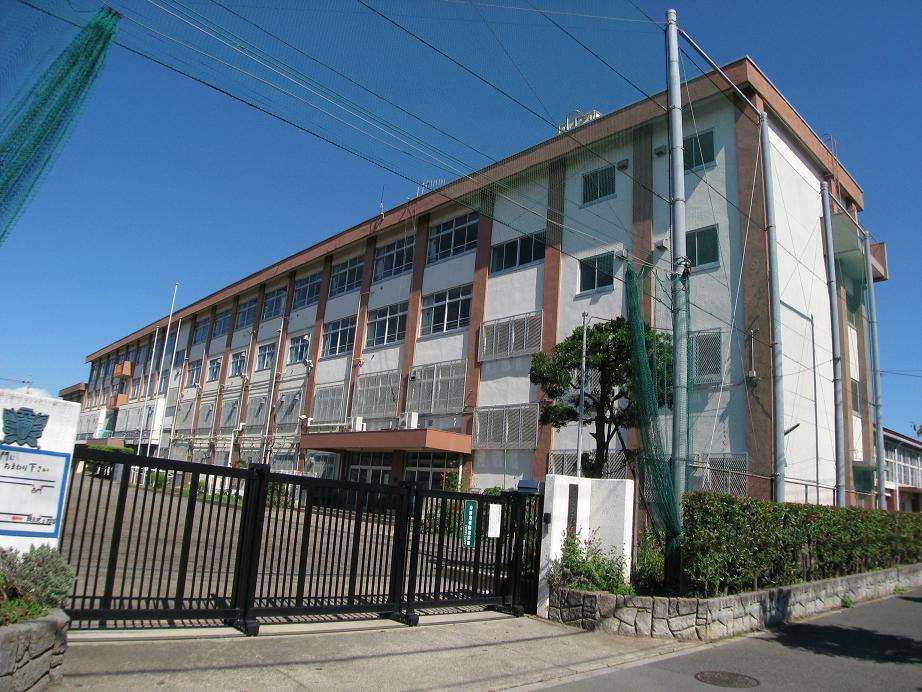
[682,491,922,597]
[548,532,633,595]
[632,527,665,595]
[0,546,74,625]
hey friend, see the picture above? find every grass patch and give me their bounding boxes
[0,598,47,627]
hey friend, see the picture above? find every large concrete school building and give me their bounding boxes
[70,58,889,503]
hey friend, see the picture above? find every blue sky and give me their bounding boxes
[1,1,919,436]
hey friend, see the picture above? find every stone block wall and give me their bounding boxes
[0,609,69,691]
[548,563,922,642]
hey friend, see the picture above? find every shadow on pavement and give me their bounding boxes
[772,623,922,665]
[899,596,922,604]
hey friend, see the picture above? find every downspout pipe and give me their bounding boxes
[759,112,787,502]
[821,182,846,506]
[862,230,886,509]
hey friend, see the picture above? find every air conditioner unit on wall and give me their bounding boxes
[399,411,419,429]
[351,416,366,432]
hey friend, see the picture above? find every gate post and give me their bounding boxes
[230,463,269,635]
[100,458,132,620]
[503,491,526,617]
[401,482,423,626]
[384,482,412,621]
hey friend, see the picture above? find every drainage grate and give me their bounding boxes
[694,671,760,688]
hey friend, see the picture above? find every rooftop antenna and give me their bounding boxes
[379,185,385,220]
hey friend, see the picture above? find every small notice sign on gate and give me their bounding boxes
[462,499,478,548]
[487,503,501,538]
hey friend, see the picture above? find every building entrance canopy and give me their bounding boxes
[301,428,471,455]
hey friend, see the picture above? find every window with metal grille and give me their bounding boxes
[578,252,615,292]
[352,370,400,418]
[582,165,616,204]
[212,309,231,339]
[473,403,539,449]
[275,390,303,433]
[366,301,408,347]
[131,378,141,399]
[173,349,185,368]
[157,371,168,395]
[851,378,861,415]
[230,350,247,376]
[175,400,195,430]
[427,212,478,263]
[687,226,719,268]
[244,395,267,428]
[292,272,322,309]
[406,360,466,414]
[197,401,215,432]
[479,311,543,361]
[288,333,310,364]
[262,287,287,321]
[256,343,277,371]
[490,232,545,274]
[207,357,222,382]
[312,384,344,422]
[236,300,256,330]
[692,330,722,385]
[683,130,715,170]
[420,284,472,335]
[373,235,414,281]
[329,256,364,297]
[192,320,210,345]
[322,316,356,357]
[186,360,202,387]
[220,398,240,431]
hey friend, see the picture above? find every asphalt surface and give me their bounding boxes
[533,588,922,691]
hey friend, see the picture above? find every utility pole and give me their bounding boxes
[576,311,588,478]
[146,282,178,456]
[863,229,886,509]
[666,8,688,525]
[821,182,846,506]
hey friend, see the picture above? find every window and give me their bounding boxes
[490,232,545,274]
[479,311,543,361]
[322,316,357,357]
[406,360,466,414]
[366,301,408,347]
[312,384,344,422]
[851,379,861,415]
[288,334,310,364]
[692,330,722,385]
[292,273,321,309]
[173,349,185,368]
[157,371,168,395]
[579,252,615,292]
[236,300,256,330]
[329,256,364,297]
[244,395,267,429]
[186,360,202,387]
[207,357,222,382]
[262,287,287,321]
[256,342,277,371]
[192,320,210,345]
[274,390,304,433]
[352,370,400,418]
[230,351,247,377]
[212,310,231,339]
[684,130,715,170]
[420,284,472,336]
[687,226,719,269]
[427,212,478,263]
[473,404,539,449]
[131,379,141,399]
[405,452,460,490]
[582,165,616,204]
[374,235,415,281]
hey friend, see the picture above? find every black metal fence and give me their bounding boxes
[60,447,541,634]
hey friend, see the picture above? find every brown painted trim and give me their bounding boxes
[737,93,773,501]
[265,272,298,454]
[302,428,472,455]
[234,285,268,461]
[302,257,334,421]
[462,189,496,438]
[207,297,240,464]
[397,213,430,414]
[85,58,863,364]
[187,306,217,462]
[170,316,197,460]
[533,158,566,481]
[837,281,856,505]
[346,238,380,419]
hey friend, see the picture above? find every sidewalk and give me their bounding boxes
[60,612,697,690]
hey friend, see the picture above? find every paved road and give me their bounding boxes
[533,589,922,691]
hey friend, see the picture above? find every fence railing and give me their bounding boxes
[547,450,627,478]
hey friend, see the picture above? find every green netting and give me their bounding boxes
[625,264,683,555]
[0,6,119,247]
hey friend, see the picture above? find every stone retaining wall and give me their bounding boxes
[0,609,69,691]
[548,563,922,642]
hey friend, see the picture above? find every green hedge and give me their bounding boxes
[682,491,922,597]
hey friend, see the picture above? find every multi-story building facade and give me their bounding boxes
[75,58,888,502]
[884,428,922,512]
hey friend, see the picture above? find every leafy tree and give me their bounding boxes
[529,317,671,477]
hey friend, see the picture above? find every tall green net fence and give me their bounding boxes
[0,6,119,247]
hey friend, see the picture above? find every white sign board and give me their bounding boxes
[0,389,79,551]
[487,503,502,538]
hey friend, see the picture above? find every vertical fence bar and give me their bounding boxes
[403,483,422,625]
[173,471,201,612]
[100,458,132,615]
[386,483,412,615]
[230,463,269,635]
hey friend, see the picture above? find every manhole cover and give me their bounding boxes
[694,671,760,688]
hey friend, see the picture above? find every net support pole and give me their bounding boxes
[666,9,688,525]
[759,112,787,503]
[862,230,886,509]
[821,182,846,507]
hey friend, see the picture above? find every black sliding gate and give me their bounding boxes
[61,447,542,634]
